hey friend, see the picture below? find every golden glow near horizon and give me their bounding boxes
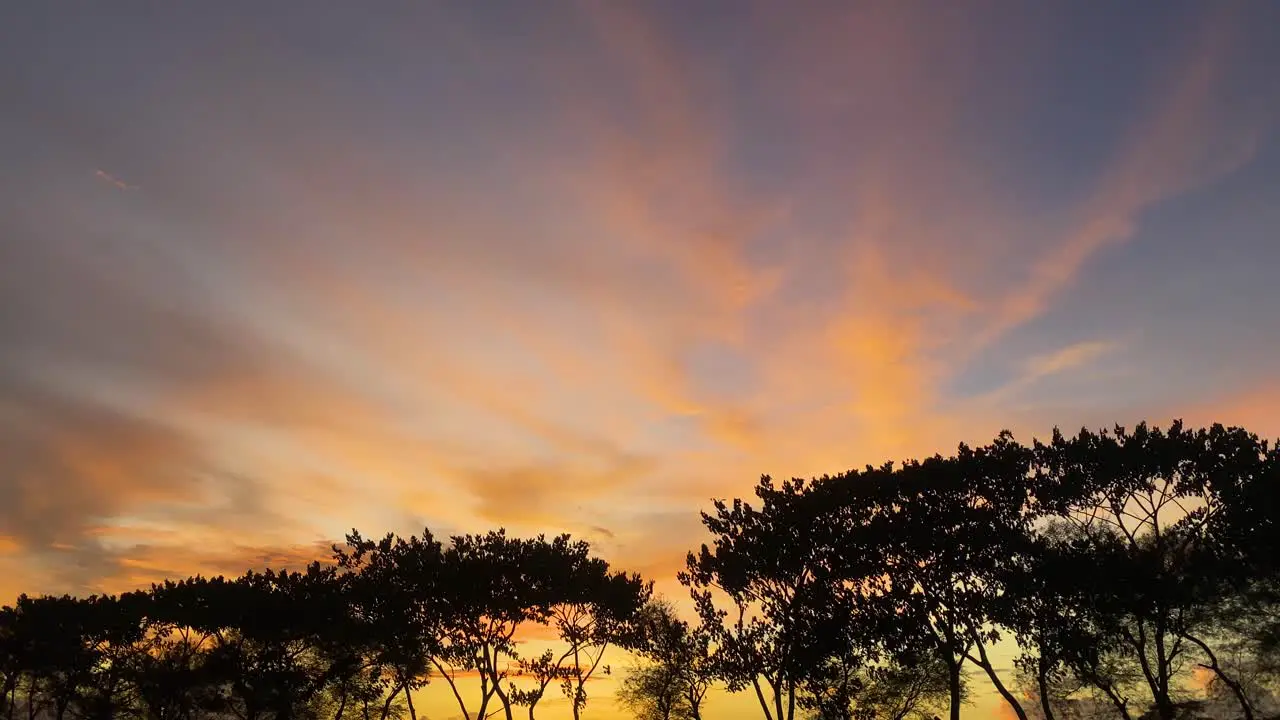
[2,2,1279,718]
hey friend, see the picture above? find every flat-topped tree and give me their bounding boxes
[1005,522,1147,720]
[334,527,650,720]
[507,537,650,720]
[193,566,350,720]
[335,529,447,720]
[134,576,258,720]
[0,593,145,720]
[814,433,1038,720]
[70,592,149,720]
[0,606,18,720]
[10,594,108,720]
[682,475,882,720]
[431,530,565,720]
[1032,421,1277,720]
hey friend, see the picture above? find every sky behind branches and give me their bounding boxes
[2,2,1279,717]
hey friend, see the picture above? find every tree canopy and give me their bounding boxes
[682,422,1279,720]
[2,420,1277,720]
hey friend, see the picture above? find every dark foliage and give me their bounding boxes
[4,420,1277,720]
[1,531,649,720]
[681,421,1280,720]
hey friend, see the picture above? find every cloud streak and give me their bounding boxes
[93,169,137,190]
[0,5,1274,664]
[3,6,1277,717]
[975,4,1274,350]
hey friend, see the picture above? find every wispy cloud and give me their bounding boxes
[979,340,1117,405]
[974,5,1272,350]
[1023,341,1115,383]
[0,2,1275,633]
[93,169,138,190]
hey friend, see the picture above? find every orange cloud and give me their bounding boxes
[458,455,657,528]
[0,383,212,587]
[1181,383,1280,440]
[83,540,337,597]
[0,7,1272,660]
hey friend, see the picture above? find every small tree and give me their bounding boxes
[683,477,876,720]
[1005,523,1146,720]
[853,654,960,720]
[508,649,571,720]
[71,593,148,720]
[617,662,688,720]
[620,600,714,720]
[533,539,649,720]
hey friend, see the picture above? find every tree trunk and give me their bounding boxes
[433,661,472,720]
[969,637,1028,720]
[1185,633,1254,720]
[333,686,348,720]
[1081,673,1133,720]
[947,659,962,720]
[404,683,417,720]
[24,676,36,720]
[687,684,704,720]
[377,685,398,720]
[1036,665,1055,720]
[24,676,35,720]
[1152,626,1177,720]
[749,677,775,720]
[491,680,514,720]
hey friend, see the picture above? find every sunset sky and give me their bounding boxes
[2,2,1279,717]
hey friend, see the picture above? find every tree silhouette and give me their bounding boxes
[1,419,1276,720]
[70,593,146,720]
[509,649,571,720]
[836,435,1035,720]
[720,435,1037,720]
[850,653,959,720]
[683,476,879,720]
[1032,422,1277,720]
[617,661,688,720]
[618,599,713,720]
[330,527,647,720]
[334,530,445,720]
[1007,524,1146,720]
[1,605,19,720]
[16,594,105,720]
[548,554,650,720]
